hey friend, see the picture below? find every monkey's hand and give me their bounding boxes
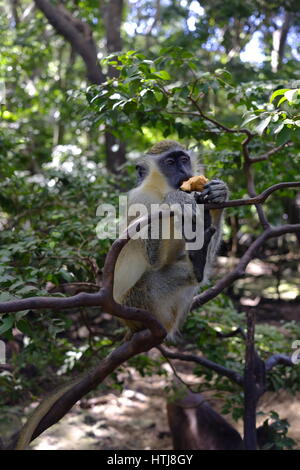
[195,179,229,204]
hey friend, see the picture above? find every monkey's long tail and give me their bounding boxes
[15,379,81,450]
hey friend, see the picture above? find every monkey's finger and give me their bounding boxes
[209,187,228,197]
[204,179,222,187]
[204,182,226,192]
[205,186,228,200]
[208,196,227,203]
[198,187,210,197]
[194,191,208,203]
[206,192,227,203]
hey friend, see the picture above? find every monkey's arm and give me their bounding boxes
[194,179,229,281]
[187,207,216,282]
[127,190,199,272]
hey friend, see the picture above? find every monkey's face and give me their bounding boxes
[135,144,193,190]
[158,150,193,189]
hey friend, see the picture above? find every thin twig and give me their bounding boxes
[159,346,244,386]
[251,141,291,163]
[189,96,254,137]
[156,345,197,393]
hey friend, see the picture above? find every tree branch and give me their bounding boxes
[242,134,270,229]
[34,0,105,84]
[243,311,258,449]
[192,223,300,309]
[0,212,167,343]
[158,346,244,386]
[188,96,254,137]
[8,329,162,449]
[265,354,294,371]
[250,142,291,163]
[205,181,300,209]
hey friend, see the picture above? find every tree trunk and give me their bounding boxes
[271,12,292,73]
[34,0,126,172]
[103,0,126,171]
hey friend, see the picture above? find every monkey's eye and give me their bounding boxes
[165,158,175,166]
[180,156,190,163]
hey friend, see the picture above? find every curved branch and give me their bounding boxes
[205,181,300,210]
[189,96,254,137]
[250,142,292,163]
[265,354,294,371]
[31,331,159,440]
[8,329,161,449]
[192,223,300,309]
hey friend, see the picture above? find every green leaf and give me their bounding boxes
[255,116,272,135]
[270,89,289,103]
[0,315,14,335]
[284,89,299,103]
[109,93,122,100]
[241,114,259,126]
[123,100,137,114]
[273,122,284,134]
[152,70,171,80]
[112,100,126,110]
[140,89,150,97]
[16,319,33,336]
[277,96,287,106]
[276,126,292,145]
[15,310,29,321]
[154,91,164,102]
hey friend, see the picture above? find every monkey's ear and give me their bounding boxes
[136,164,146,177]
[135,163,148,185]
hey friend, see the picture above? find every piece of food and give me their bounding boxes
[180,175,209,192]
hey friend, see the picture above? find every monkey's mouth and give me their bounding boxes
[177,175,192,188]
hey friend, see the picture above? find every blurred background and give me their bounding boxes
[0,0,300,450]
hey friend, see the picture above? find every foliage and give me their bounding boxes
[0,0,299,448]
[183,295,300,420]
[258,411,297,449]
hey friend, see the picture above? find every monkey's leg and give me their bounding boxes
[119,274,154,337]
